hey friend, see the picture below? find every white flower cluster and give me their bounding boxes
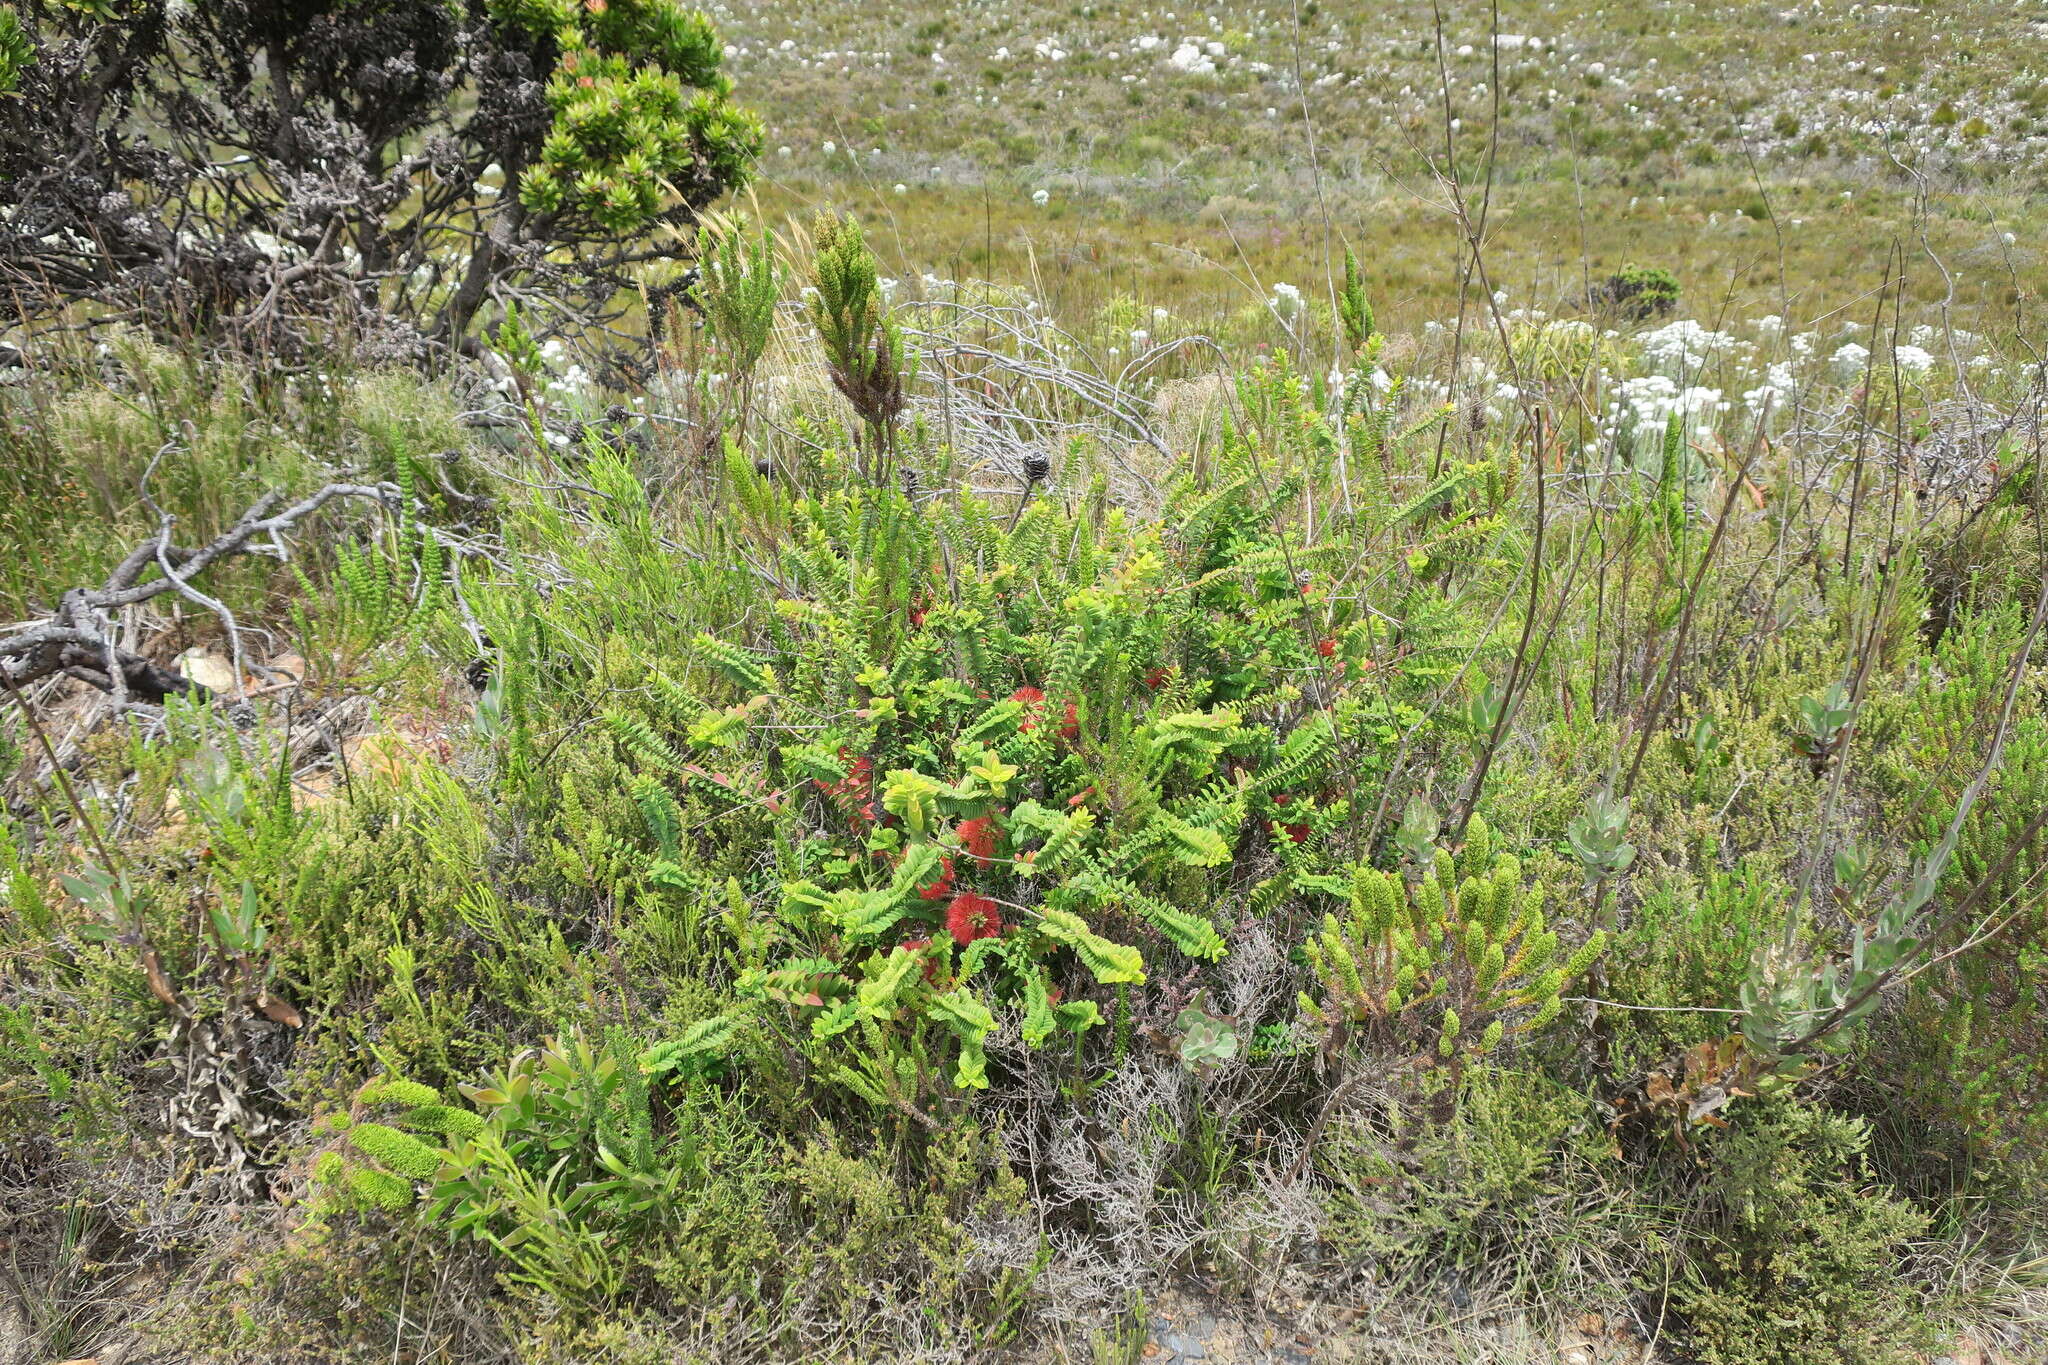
[1609,375,1728,451]
[1637,319,1736,375]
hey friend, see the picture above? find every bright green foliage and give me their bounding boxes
[516,432,1431,1110]
[691,474,1354,1100]
[497,0,761,233]
[310,1076,471,1215]
[1299,814,1603,1060]
[1337,247,1375,354]
[0,6,32,95]
[431,1028,750,1306]
[808,213,907,458]
[290,476,446,688]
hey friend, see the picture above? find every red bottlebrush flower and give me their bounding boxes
[920,854,957,900]
[1316,637,1337,657]
[955,816,1000,865]
[1010,685,1047,732]
[1285,823,1311,844]
[1271,792,1291,806]
[1058,701,1080,741]
[945,892,1003,945]
[1144,666,1170,689]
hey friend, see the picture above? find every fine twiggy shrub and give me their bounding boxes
[1672,1099,1936,1365]
[1320,1066,1633,1294]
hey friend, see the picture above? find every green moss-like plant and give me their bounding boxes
[308,1076,464,1216]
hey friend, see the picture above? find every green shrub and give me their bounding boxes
[1591,264,1682,321]
[1321,1066,1633,1293]
[1299,811,1606,1063]
[1674,1099,1936,1365]
[2,0,760,343]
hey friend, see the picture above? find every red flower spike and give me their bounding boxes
[1316,637,1337,657]
[1011,686,1047,733]
[945,892,1003,946]
[1144,666,1170,689]
[1059,701,1080,741]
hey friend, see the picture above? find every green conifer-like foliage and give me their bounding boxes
[310,1076,481,1214]
[497,0,757,233]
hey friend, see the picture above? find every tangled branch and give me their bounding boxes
[0,482,398,704]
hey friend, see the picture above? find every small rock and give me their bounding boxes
[1162,1334,1207,1359]
[174,649,240,695]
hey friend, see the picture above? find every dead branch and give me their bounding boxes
[0,482,399,704]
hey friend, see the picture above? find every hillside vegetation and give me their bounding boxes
[2,2,2047,1364]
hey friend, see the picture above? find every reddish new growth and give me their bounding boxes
[1316,637,1337,657]
[814,750,877,825]
[945,891,1003,945]
[955,815,1001,865]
